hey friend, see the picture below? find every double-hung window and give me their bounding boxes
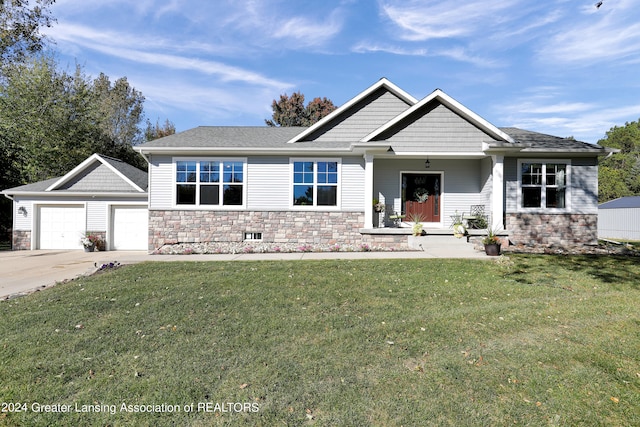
[175,159,245,207]
[292,159,339,207]
[519,160,569,210]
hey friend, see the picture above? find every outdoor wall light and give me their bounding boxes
[425,158,431,169]
[18,206,28,216]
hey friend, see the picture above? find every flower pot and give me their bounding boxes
[484,243,501,256]
[84,244,95,252]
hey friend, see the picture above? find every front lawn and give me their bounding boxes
[1,255,639,426]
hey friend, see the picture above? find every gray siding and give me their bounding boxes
[505,156,598,214]
[373,158,488,226]
[341,157,365,210]
[247,157,289,210]
[13,199,33,230]
[598,208,640,240]
[59,162,138,192]
[149,155,173,210]
[303,88,411,142]
[374,103,495,153]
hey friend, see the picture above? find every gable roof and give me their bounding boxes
[45,153,146,192]
[599,196,640,209]
[287,78,418,143]
[361,88,515,144]
[2,154,147,195]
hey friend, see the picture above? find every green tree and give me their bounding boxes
[265,92,336,127]
[598,119,640,202]
[0,0,56,65]
[144,118,176,141]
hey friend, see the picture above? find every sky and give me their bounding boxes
[43,0,640,145]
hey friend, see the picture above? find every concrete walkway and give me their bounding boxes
[1,244,488,299]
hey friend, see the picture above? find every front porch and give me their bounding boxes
[360,227,509,252]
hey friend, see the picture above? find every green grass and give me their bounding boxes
[1,255,639,426]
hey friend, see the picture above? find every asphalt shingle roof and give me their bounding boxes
[500,128,603,151]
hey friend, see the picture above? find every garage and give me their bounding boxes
[111,206,148,250]
[38,205,86,250]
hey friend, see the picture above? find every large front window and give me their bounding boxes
[176,159,244,207]
[520,161,569,210]
[292,160,339,207]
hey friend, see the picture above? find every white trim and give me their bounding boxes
[45,153,145,193]
[361,89,515,144]
[491,156,504,230]
[33,202,87,250]
[364,154,374,228]
[398,170,445,228]
[516,159,572,213]
[106,202,148,251]
[286,78,418,143]
[289,158,342,210]
[171,157,247,210]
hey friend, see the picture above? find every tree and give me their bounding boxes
[0,0,56,65]
[597,119,640,202]
[265,92,336,127]
[144,118,176,141]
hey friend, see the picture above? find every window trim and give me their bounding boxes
[172,157,247,209]
[517,159,571,213]
[289,158,341,210]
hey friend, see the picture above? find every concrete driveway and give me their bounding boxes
[0,250,148,299]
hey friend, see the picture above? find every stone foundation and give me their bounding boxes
[149,210,367,251]
[505,213,598,248]
[12,230,31,250]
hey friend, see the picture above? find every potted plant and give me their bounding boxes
[482,227,502,256]
[407,212,426,236]
[373,198,385,213]
[81,232,103,252]
[450,210,467,238]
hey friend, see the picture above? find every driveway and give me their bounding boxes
[0,250,147,299]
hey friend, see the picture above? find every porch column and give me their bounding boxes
[364,153,374,229]
[491,155,504,230]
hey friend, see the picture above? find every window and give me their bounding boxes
[175,159,245,207]
[244,232,263,241]
[292,160,339,207]
[520,160,569,210]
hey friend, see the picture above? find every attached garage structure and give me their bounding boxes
[2,154,148,251]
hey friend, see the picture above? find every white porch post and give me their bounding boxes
[491,155,505,230]
[364,153,374,229]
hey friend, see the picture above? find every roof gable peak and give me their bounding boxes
[287,77,418,143]
[361,88,515,143]
[45,153,146,193]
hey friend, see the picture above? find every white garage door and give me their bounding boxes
[39,205,85,249]
[112,206,148,250]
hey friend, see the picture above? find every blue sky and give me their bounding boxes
[44,0,640,144]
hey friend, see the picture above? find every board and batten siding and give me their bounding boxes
[504,157,598,214]
[373,103,496,153]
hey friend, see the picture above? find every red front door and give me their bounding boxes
[402,173,441,222]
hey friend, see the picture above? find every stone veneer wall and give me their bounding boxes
[149,210,368,250]
[12,230,31,250]
[506,213,598,247]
